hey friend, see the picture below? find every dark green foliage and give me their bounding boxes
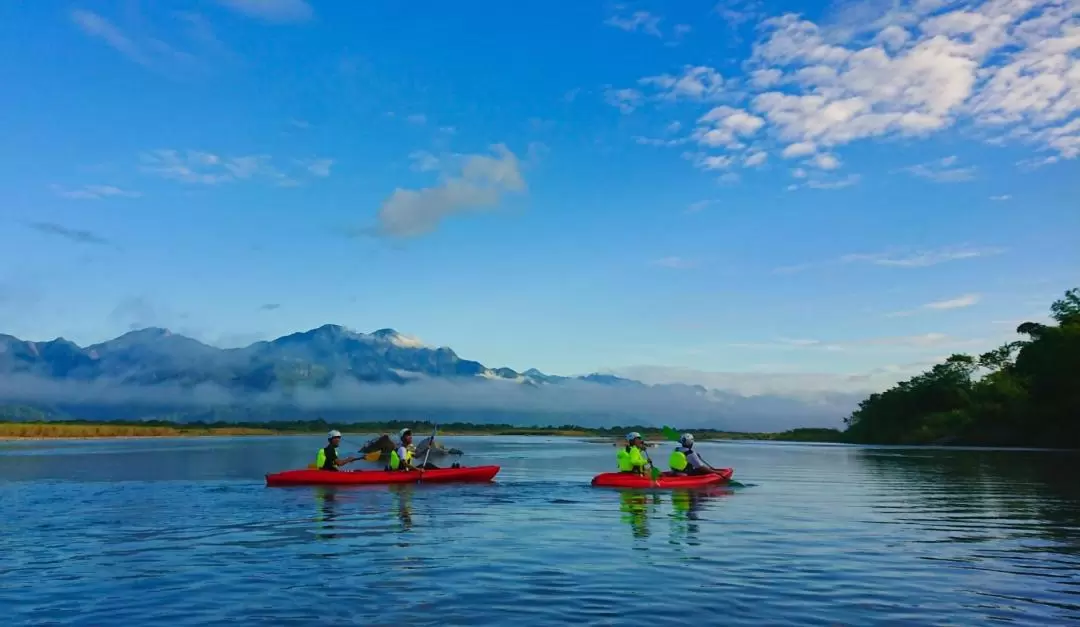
[845,288,1080,448]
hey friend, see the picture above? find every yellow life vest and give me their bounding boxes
[389,447,414,470]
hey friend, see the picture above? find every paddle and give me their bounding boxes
[416,424,438,482]
[660,425,743,486]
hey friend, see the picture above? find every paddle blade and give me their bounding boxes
[661,425,681,441]
[650,466,662,481]
[363,450,381,462]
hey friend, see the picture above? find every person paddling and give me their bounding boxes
[388,428,443,471]
[668,433,719,476]
[316,430,360,471]
[617,432,651,476]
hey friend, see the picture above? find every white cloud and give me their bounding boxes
[605,88,643,113]
[617,0,1079,181]
[749,68,783,88]
[989,194,1012,201]
[782,141,816,158]
[744,150,768,167]
[604,9,662,37]
[900,155,978,182]
[216,0,313,23]
[373,144,526,238]
[667,121,684,133]
[640,65,726,101]
[52,184,141,200]
[692,105,765,149]
[406,114,428,125]
[810,152,841,169]
[684,152,736,171]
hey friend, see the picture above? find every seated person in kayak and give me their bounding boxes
[316,430,360,471]
[616,432,651,475]
[388,428,441,471]
[668,433,716,475]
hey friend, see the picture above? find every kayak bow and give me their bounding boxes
[266,465,500,487]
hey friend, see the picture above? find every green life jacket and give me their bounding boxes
[669,448,688,472]
[389,447,413,470]
[617,445,646,471]
[316,448,327,470]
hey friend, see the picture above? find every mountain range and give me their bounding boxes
[0,324,859,429]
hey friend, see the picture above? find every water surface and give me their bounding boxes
[2,435,1079,625]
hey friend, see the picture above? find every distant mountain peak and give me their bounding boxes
[371,328,427,348]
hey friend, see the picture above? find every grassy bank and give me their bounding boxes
[0,419,847,442]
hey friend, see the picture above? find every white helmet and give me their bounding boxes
[626,432,641,442]
[327,430,342,439]
[680,433,694,446]
[399,428,412,439]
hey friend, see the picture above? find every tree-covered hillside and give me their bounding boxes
[844,288,1080,448]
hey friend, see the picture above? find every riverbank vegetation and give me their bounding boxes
[0,417,844,442]
[844,288,1079,448]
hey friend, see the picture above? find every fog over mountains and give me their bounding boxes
[0,324,863,430]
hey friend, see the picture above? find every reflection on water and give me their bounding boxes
[3,436,1080,625]
[619,491,660,539]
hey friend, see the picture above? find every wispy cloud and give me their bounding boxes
[730,332,984,352]
[259,303,281,311]
[685,199,715,214]
[886,293,982,317]
[51,184,141,200]
[69,9,205,75]
[989,194,1012,201]
[899,156,978,182]
[841,247,1005,268]
[775,245,1006,273]
[604,88,643,114]
[651,256,698,269]
[139,150,328,186]
[215,0,313,23]
[364,144,527,238]
[604,9,662,37]
[25,222,112,246]
[70,10,150,66]
[406,114,428,125]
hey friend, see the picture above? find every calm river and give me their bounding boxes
[2,435,1079,625]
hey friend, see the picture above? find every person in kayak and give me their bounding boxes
[316,430,360,471]
[668,433,718,475]
[617,432,651,475]
[388,428,449,471]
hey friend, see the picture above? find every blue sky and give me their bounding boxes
[0,0,1077,397]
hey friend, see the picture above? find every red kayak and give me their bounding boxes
[591,468,734,489]
[265,465,500,487]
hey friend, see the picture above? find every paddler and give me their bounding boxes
[616,432,651,475]
[388,428,443,471]
[668,433,716,475]
[316,430,360,471]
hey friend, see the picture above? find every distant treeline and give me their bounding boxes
[0,415,846,442]
[843,288,1080,449]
